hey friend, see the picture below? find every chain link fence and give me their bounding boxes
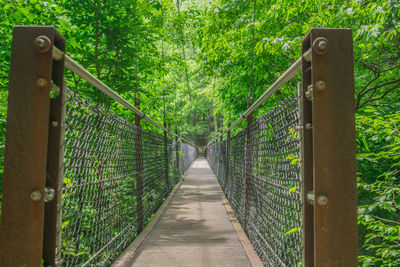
[60,87,197,266]
[206,95,302,267]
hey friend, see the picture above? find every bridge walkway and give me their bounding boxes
[114,158,255,267]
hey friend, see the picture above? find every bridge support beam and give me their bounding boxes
[243,103,253,234]
[164,122,170,193]
[135,100,144,234]
[0,26,65,267]
[301,28,357,267]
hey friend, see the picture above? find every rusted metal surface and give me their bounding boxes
[224,122,231,193]
[243,102,253,233]
[310,28,358,266]
[135,100,143,234]
[301,31,315,267]
[163,122,170,193]
[0,26,55,266]
[43,30,66,267]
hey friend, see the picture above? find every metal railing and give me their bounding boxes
[206,29,358,266]
[0,26,197,267]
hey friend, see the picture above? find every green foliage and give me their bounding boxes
[357,109,400,266]
[0,0,399,265]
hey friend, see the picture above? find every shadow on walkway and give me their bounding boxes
[121,158,251,267]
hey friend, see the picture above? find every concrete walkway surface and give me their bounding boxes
[118,158,252,267]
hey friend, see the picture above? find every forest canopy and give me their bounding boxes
[0,0,399,265]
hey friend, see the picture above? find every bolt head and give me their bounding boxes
[318,40,327,50]
[317,194,328,206]
[31,190,42,201]
[305,123,313,130]
[312,37,328,55]
[37,78,49,89]
[315,80,326,91]
[35,36,52,53]
[52,121,59,127]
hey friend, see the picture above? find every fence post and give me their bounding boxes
[135,99,144,234]
[243,107,253,233]
[302,28,357,266]
[164,122,170,193]
[175,136,180,176]
[0,26,58,266]
[301,37,314,266]
[224,122,231,195]
[42,31,66,267]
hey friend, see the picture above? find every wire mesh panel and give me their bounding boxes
[207,95,302,267]
[60,88,197,266]
[61,88,140,266]
[141,130,169,222]
[180,143,198,172]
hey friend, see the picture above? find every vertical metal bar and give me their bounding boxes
[243,109,253,233]
[0,26,55,266]
[164,122,170,193]
[43,30,66,267]
[301,32,314,267]
[175,136,180,175]
[310,28,358,266]
[224,123,231,195]
[135,100,143,234]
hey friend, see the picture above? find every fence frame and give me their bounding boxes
[301,28,358,266]
[207,28,357,267]
[0,25,198,267]
[0,26,65,266]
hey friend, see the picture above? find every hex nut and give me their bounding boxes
[44,187,56,202]
[35,35,52,53]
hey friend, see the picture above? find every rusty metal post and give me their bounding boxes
[224,122,231,195]
[163,122,170,193]
[43,31,66,267]
[301,35,314,267]
[175,135,180,175]
[135,100,143,234]
[243,103,253,233]
[302,28,357,266]
[0,26,57,266]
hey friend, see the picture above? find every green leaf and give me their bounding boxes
[284,227,299,235]
[288,186,297,195]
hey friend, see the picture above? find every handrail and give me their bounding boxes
[52,46,195,146]
[207,49,311,146]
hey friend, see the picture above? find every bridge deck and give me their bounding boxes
[115,158,252,267]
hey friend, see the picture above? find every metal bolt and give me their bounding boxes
[317,194,328,206]
[313,37,328,55]
[35,36,52,53]
[305,123,313,130]
[318,40,327,50]
[305,85,313,99]
[315,80,326,91]
[31,190,42,201]
[51,121,59,127]
[44,187,55,202]
[37,78,49,89]
[306,191,314,205]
